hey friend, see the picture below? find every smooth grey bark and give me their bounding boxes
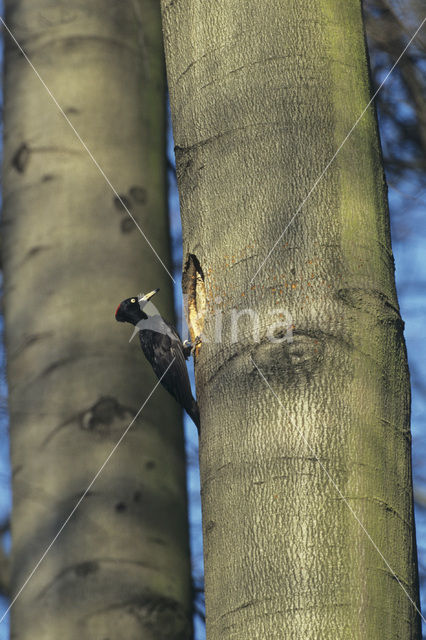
[3,1,192,638]
[161,0,421,638]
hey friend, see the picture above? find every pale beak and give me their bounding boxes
[145,288,159,301]
[138,288,160,304]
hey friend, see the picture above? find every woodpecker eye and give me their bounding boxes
[130,298,136,303]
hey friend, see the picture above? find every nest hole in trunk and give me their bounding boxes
[182,253,206,353]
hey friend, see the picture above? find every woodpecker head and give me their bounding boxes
[115,289,159,325]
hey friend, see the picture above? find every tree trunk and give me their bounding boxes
[161,0,421,638]
[2,1,192,638]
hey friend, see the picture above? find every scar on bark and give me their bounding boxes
[12,143,30,173]
[42,396,135,446]
[182,254,205,356]
[113,194,132,212]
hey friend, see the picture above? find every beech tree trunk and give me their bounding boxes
[161,0,421,638]
[2,1,192,638]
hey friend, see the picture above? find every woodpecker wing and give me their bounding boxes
[138,319,195,416]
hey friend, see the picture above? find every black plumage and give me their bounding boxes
[115,290,200,431]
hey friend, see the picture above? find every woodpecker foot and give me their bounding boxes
[182,340,191,359]
[192,336,202,356]
[183,336,202,359]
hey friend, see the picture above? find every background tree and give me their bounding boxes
[2,1,192,638]
[162,0,422,638]
[365,0,426,186]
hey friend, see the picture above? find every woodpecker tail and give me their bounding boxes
[186,399,200,433]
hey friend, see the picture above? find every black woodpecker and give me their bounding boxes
[115,289,200,431]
